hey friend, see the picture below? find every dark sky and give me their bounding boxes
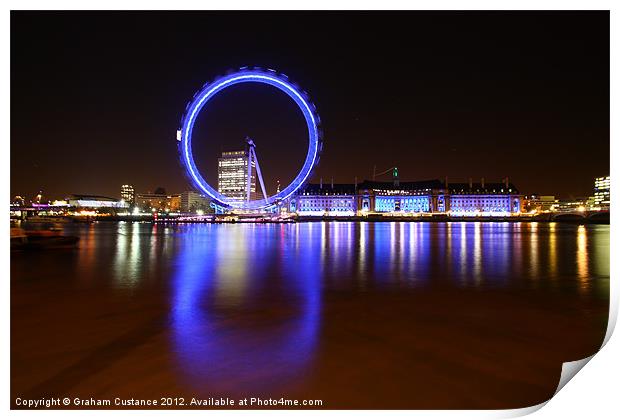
[11,11,609,200]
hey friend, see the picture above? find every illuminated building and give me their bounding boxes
[290,178,523,217]
[594,176,610,207]
[217,150,257,201]
[524,195,558,212]
[557,198,589,212]
[135,192,181,212]
[120,184,135,204]
[446,178,522,216]
[67,194,129,209]
[181,191,211,213]
[12,195,25,206]
[357,180,442,213]
[291,183,357,216]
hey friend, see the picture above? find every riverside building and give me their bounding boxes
[135,192,181,212]
[67,194,129,209]
[181,190,211,213]
[120,184,135,205]
[594,175,610,208]
[523,195,559,213]
[291,182,357,216]
[288,178,524,217]
[446,178,522,216]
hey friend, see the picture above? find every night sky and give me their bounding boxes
[11,11,609,200]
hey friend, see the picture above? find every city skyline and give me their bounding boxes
[11,11,609,200]
[11,171,609,203]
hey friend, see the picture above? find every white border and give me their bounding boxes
[3,2,617,419]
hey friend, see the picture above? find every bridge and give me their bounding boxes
[549,209,609,222]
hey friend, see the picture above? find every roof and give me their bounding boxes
[298,179,520,195]
[448,182,519,194]
[300,183,357,195]
[135,193,181,199]
[68,194,118,201]
[358,179,445,191]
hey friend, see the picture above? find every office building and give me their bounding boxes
[120,184,135,204]
[135,192,181,212]
[218,150,256,201]
[524,195,559,212]
[556,198,589,212]
[594,176,610,207]
[181,191,211,213]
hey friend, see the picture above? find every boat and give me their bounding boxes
[11,227,80,251]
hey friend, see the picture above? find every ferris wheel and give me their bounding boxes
[177,68,323,211]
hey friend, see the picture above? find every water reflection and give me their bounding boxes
[72,221,608,392]
[171,225,321,394]
[446,222,453,267]
[359,222,368,283]
[7,218,611,410]
[473,222,482,284]
[70,221,609,299]
[213,226,250,304]
[512,222,523,279]
[112,222,172,288]
[12,220,611,409]
[577,225,589,291]
[529,222,539,279]
[408,222,419,284]
[549,223,558,280]
[459,222,467,280]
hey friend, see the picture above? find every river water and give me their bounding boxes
[11,221,609,409]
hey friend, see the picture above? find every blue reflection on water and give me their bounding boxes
[166,221,609,391]
[171,225,320,393]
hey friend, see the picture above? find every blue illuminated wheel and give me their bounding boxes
[177,68,323,210]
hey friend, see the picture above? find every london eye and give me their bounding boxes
[177,68,323,211]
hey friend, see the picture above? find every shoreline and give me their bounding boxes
[13,213,608,225]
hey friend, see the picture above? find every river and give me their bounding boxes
[11,221,610,409]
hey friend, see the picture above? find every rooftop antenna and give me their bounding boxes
[245,136,268,202]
